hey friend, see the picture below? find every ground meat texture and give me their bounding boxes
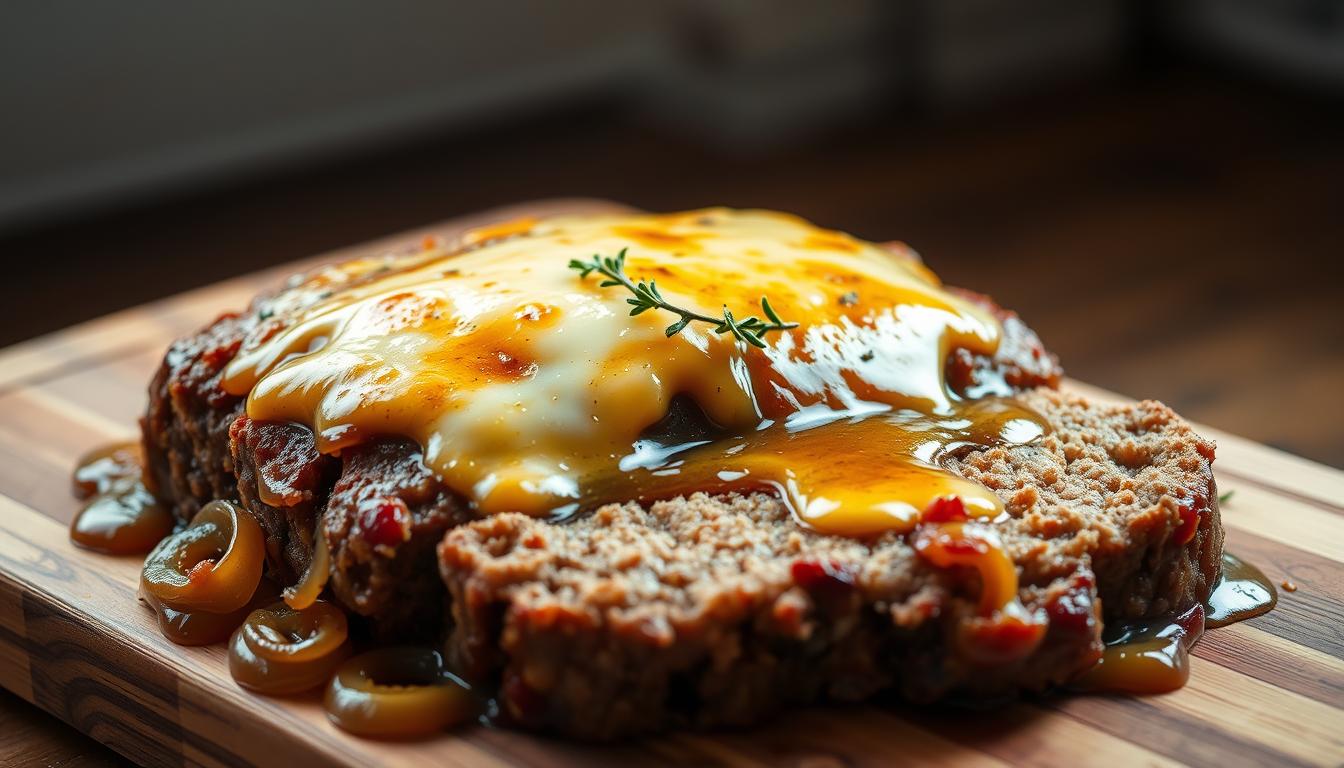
[139,270,1221,739]
[141,312,249,521]
[321,438,471,639]
[437,389,1220,739]
[946,288,1062,397]
[950,391,1223,621]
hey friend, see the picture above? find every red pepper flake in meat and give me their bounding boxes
[199,338,242,372]
[1046,572,1097,634]
[958,612,1047,665]
[361,499,409,549]
[921,496,969,523]
[790,559,856,601]
[1174,494,1205,546]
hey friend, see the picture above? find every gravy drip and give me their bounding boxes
[594,396,1045,537]
[1074,552,1277,694]
[70,442,173,555]
[1206,552,1277,628]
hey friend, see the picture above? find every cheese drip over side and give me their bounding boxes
[222,209,1047,535]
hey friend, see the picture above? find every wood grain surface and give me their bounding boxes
[0,201,1340,767]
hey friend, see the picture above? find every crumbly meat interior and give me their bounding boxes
[436,389,1221,738]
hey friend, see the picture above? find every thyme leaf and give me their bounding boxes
[569,248,798,348]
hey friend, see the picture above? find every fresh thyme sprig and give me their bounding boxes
[568,248,798,348]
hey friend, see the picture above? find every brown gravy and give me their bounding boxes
[581,395,1047,537]
[1073,552,1277,694]
[1206,552,1278,628]
[70,442,173,555]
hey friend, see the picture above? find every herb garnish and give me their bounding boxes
[1218,490,1234,504]
[568,248,798,348]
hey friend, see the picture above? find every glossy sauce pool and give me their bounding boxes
[1072,552,1277,694]
[576,396,1046,536]
[70,442,174,555]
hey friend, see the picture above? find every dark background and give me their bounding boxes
[1,2,1342,472]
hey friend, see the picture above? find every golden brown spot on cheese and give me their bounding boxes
[802,231,862,254]
[462,216,538,247]
[611,225,709,252]
[370,292,443,332]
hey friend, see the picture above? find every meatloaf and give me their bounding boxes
[439,390,1220,738]
[140,241,1222,739]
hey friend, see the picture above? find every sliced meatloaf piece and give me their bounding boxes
[437,389,1221,739]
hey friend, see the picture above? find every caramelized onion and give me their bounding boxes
[912,519,1049,663]
[324,648,475,739]
[283,532,330,610]
[141,500,264,613]
[912,521,1018,615]
[141,579,280,646]
[229,600,351,695]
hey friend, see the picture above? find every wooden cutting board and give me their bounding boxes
[0,200,1341,768]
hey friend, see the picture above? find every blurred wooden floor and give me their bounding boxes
[0,64,1340,768]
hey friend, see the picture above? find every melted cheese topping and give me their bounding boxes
[222,209,1046,534]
